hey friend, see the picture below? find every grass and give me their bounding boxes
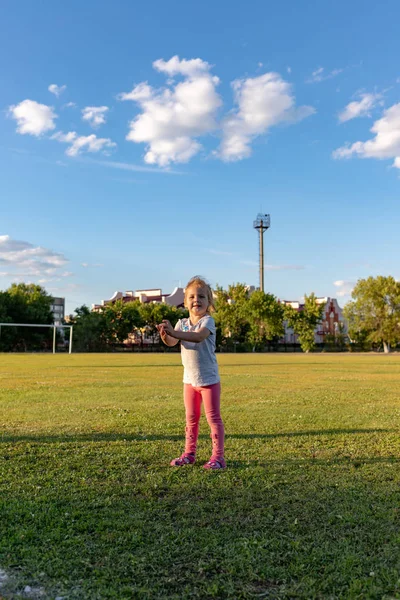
[0,352,399,599]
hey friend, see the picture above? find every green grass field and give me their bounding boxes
[0,353,399,599]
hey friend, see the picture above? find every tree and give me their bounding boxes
[214,285,286,350]
[344,276,400,353]
[7,283,53,324]
[138,302,187,345]
[7,283,54,325]
[69,301,186,351]
[0,283,54,351]
[247,291,284,349]
[214,284,250,348]
[69,305,109,352]
[284,293,325,353]
[0,291,14,351]
[103,299,143,345]
[0,291,12,322]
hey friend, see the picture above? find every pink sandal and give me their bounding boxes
[203,456,226,470]
[170,453,196,467]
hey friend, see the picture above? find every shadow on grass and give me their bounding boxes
[0,428,394,444]
[60,364,182,368]
[230,456,400,467]
[59,362,332,369]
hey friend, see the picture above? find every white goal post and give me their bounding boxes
[0,323,73,354]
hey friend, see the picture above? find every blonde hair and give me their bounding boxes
[184,276,215,313]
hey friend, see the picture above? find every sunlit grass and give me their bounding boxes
[0,353,399,598]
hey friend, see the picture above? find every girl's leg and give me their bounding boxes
[184,383,202,455]
[201,382,225,458]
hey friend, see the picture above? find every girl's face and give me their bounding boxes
[186,285,209,319]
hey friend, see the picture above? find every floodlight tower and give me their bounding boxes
[253,213,270,292]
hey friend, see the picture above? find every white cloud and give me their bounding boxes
[63,101,77,109]
[52,131,77,143]
[8,99,57,136]
[338,92,382,123]
[307,67,343,83]
[334,280,355,297]
[144,138,201,166]
[52,131,116,156]
[0,235,69,280]
[333,103,400,168]
[118,82,153,102]
[48,84,67,97]
[82,106,109,128]
[153,56,211,77]
[218,72,315,162]
[66,135,116,157]
[118,55,222,166]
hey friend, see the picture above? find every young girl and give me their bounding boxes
[156,276,226,470]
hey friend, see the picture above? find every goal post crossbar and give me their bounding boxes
[0,323,73,354]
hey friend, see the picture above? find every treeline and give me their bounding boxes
[214,284,325,353]
[214,277,400,353]
[69,301,188,352]
[69,287,325,353]
[1,276,399,353]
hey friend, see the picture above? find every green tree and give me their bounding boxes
[247,291,284,349]
[214,283,250,348]
[343,276,400,353]
[0,291,12,322]
[284,293,325,353]
[103,299,143,345]
[69,302,187,352]
[138,302,186,345]
[0,283,54,351]
[0,291,14,350]
[69,305,109,352]
[7,283,53,324]
[7,283,54,325]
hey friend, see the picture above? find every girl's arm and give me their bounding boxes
[161,320,211,344]
[156,324,179,347]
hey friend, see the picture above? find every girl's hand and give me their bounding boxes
[161,320,174,335]
[156,323,168,343]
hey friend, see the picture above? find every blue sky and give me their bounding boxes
[1,0,400,315]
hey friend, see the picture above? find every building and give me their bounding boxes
[280,297,347,344]
[50,297,65,326]
[92,287,185,312]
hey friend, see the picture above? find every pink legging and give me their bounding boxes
[184,382,224,457]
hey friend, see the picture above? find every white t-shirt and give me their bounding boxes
[174,315,220,387]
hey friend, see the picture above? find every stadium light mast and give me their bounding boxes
[253,213,270,292]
